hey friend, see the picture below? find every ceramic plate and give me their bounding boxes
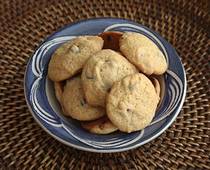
[24,18,186,153]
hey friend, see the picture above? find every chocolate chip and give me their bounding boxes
[80,98,86,106]
[128,84,134,91]
[107,88,111,93]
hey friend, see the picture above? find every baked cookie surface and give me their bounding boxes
[54,82,64,104]
[81,49,138,107]
[107,73,159,133]
[81,117,118,134]
[48,36,103,81]
[62,77,105,121]
[151,77,161,101]
[119,32,167,75]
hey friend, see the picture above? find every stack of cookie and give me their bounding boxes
[48,32,167,134]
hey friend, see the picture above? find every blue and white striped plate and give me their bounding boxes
[24,18,186,153]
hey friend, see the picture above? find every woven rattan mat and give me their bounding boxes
[0,0,210,169]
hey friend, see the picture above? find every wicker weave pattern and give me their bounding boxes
[0,0,209,169]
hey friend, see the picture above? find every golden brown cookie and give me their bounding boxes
[119,32,167,75]
[151,77,161,100]
[48,36,103,81]
[54,81,64,104]
[81,49,138,107]
[61,77,105,121]
[81,117,118,134]
[107,73,159,133]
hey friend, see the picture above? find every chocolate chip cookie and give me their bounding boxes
[62,77,105,121]
[48,36,103,81]
[119,32,167,75]
[81,116,118,134]
[107,73,159,133]
[82,49,138,107]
